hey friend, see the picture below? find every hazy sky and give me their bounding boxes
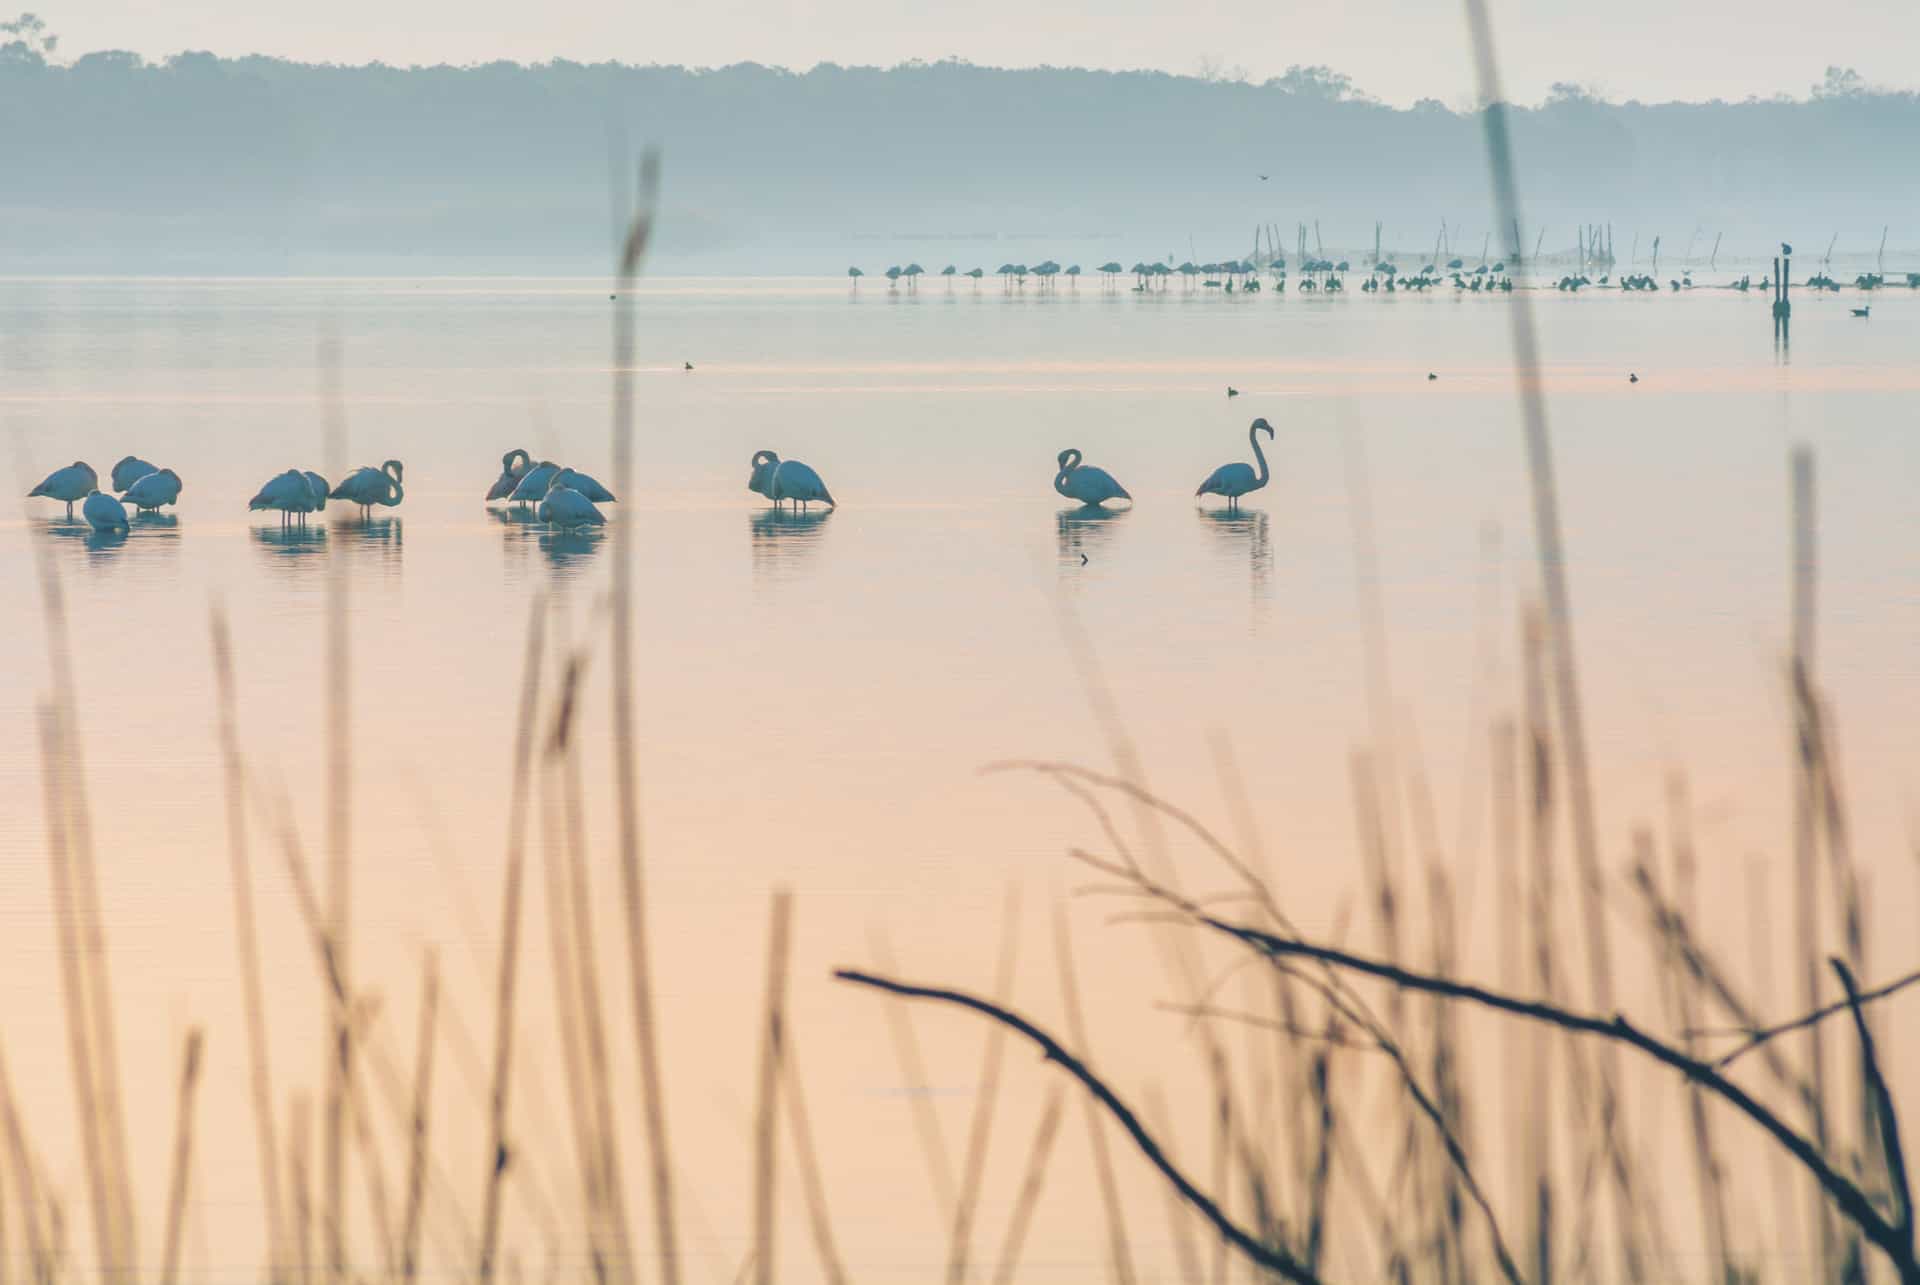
[48,0,1919,106]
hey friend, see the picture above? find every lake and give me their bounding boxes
[2,272,1915,1280]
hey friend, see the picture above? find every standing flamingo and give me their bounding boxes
[747,450,835,511]
[121,467,183,512]
[330,460,405,518]
[29,462,99,517]
[83,490,130,533]
[111,456,158,492]
[487,448,532,501]
[1053,449,1131,508]
[1195,418,1274,511]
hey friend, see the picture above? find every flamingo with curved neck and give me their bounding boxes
[1053,448,1131,507]
[1194,418,1274,511]
[487,447,532,501]
[747,449,835,511]
[329,458,406,519]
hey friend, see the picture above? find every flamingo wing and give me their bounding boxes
[1196,462,1255,497]
[1063,466,1130,505]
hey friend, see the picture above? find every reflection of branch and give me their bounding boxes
[833,969,1324,1285]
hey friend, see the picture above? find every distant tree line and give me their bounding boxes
[3,18,1916,270]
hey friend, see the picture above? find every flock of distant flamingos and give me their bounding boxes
[24,419,1281,535]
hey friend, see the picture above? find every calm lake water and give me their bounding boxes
[2,274,1916,1280]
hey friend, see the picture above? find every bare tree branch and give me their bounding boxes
[833,969,1323,1285]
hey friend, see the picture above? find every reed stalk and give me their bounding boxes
[1053,909,1139,1285]
[780,1032,847,1285]
[35,705,116,1280]
[210,608,288,1285]
[0,1046,51,1285]
[609,148,680,1285]
[159,1029,207,1285]
[400,951,439,1284]
[321,339,352,1285]
[751,890,792,1285]
[477,600,550,1280]
[989,1085,1065,1285]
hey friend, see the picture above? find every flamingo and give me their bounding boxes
[83,490,129,533]
[304,471,330,515]
[249,468,319,527]
[29,462,99,518]
[121,467,182,512]
[537,485,606,531]
[330,460,405,518]
[486,448,532,501]
[110,455,158,492]
[747,450,835,511]
[550,467,615,503]
[507,460,561,506]
[1053,449,1131,508]
[1195,418,1274,511]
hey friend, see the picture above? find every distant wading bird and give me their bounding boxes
[83,489,129,533]
[111,455,158,492]
[486,448,532,501]
[29,461,99,518]
[507,460,561,507]
[249,468,322,527]
[1195,418,1274,511]
[538,485,606,531]
[550,467,615,503]
[121,467,182,512]
[1053,449,1131,508]
[330,460,405,518]
[748,450,835,511]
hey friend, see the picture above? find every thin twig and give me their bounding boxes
[1700,969,1920,1069]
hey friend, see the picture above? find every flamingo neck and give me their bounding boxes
[1249,428,1270,487]
[1053,450,1081,494]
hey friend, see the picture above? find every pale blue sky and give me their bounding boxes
[46,0,1918,106]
